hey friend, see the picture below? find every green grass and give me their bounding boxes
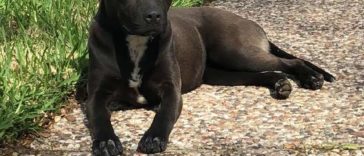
[0,0,202,144]
[173,0,203,7]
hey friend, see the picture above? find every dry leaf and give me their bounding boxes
[65,115,76,122]
[283,143,297,149]
[38,131,51,138]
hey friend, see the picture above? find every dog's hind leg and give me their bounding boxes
[269,42,335,82]
[208,45,325,90]
[203,67,292,99]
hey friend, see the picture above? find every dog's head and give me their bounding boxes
[102,0,172,36]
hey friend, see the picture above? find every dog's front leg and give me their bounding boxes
[137,82,182,154]
[87,88,123,156]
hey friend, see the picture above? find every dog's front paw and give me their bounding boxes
[273,79,292,99]
[300,74,324,90]
[92,139,123,156]
[137,135,167,154]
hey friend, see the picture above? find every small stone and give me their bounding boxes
[61,108,67,115]
[332,149,340,153]
[354,150,363,156]
[328,152,340,156]
[54,116,62,122]
[341,150,350,156]
[351,131,364,138]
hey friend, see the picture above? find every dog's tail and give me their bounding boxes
[269,41,336,82]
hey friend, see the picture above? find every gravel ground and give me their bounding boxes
[2,0,364,155]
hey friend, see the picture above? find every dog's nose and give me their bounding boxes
[145,11,161,23]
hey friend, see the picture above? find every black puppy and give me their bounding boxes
[86,0,335,155]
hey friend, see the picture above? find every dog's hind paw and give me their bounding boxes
[273,79,292,99]
[300,74,324,90]
[137,135,167,154]
[324,73,336,82]
[92,139,123,156]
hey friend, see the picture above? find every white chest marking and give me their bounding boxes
[126,35,149,88]
[126,35,149,104]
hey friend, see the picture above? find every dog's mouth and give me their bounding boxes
[142,30,160,36]
[122,24,162,37]
[134,28,162,37]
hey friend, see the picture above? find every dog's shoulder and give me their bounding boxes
[89,20,108,38]
[88,20,115,49]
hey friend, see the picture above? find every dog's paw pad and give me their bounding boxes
[137,136,167,154]
[301,74,324,90]
[273,79,292,100]
[92,139,123,156]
